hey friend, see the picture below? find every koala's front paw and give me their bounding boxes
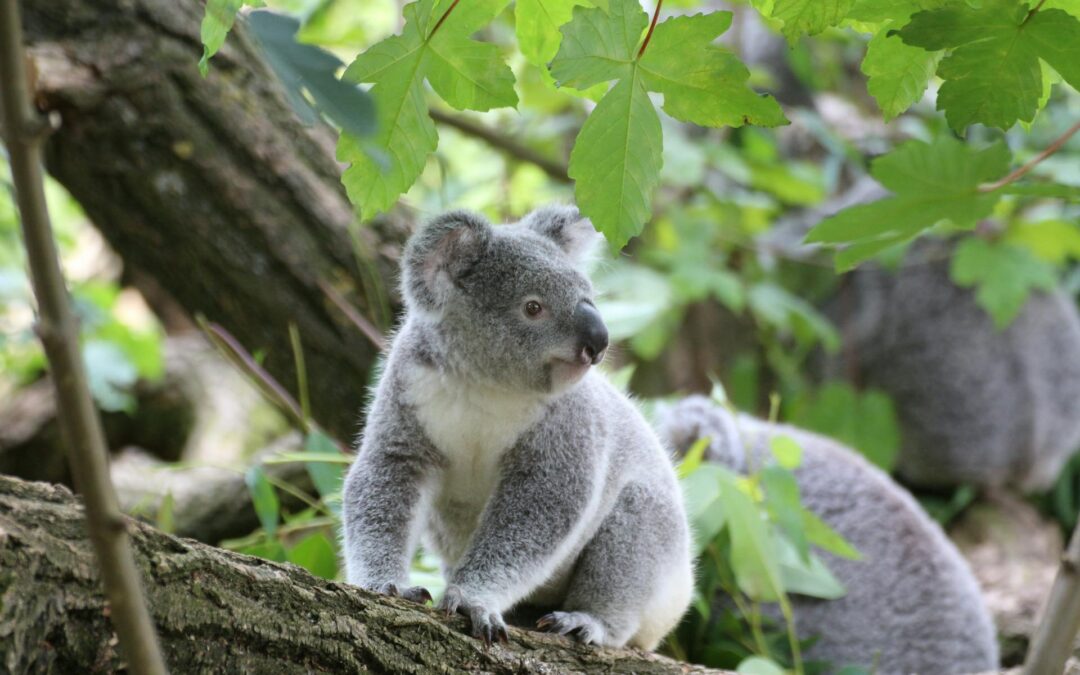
[377,582,433,605]
[438,585,509,646]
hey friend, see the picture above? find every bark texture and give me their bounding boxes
[21,0,407,440]
[0,475,719,674]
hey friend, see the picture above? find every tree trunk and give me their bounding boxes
[21,0,407,441]
[0,474,720,674]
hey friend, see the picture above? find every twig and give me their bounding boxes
[0,2,168,673]
[1022,521,1080,675]
[1022,0,1047,26]
[979,119,1080,192]
[428,109,571,184]
[637,0,664,58]
[197,317,308,431]
[318,278,387,352]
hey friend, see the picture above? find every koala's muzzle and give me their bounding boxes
[574,301,609,365]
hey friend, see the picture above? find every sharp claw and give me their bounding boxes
[498,627,509,644]
[536,614,554,630]
[419,588,433,604]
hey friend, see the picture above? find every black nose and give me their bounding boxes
[574,300,609,365]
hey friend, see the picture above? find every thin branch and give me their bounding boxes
[429,109,571,184]
[428,0,462,39]
[1022,0,1047,26]
[637,0,665,58]
[979,119,1080,192]
[1022,521,1080,675]
[318,278,387,352]
[0,1,168,673]
[197,317,308,431]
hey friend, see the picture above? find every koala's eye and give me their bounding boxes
[524,300,543,318]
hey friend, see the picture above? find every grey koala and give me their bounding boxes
[658,396,999,674]
[341,206,693,649]
[828,239,1080,491]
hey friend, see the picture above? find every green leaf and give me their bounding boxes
[1004,219,1080,265]
[638,13,787,128]
[338,0,515,219]
[516,0,591,66]
[549,0,646,89]
[1000,183,1080,200]
[802,509,861,560]
[568,72,662,248]
[156,492,175,534]
[199,0,246,76]
[772,0,854,41]
[805,137,1010,268]
[82,340,139,413]
[776,536,847,599]
[762,466,808,561]
[848,0,946,24]
[302,430,348,501]
[718,469,785,602]
[288,533,339,579]
[861,28,941,120]
[247,11,375,138]
[950,238,1057,328]
[677,436,712,479]
[790,382,900,471]
[737,656,786,675]
[769,435,802,470]
[245,466,281,535]
[898,1,1080,131]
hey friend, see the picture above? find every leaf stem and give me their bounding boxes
[637,0,664,59]
[979,119,1080,193]
[429,0,463,39]
[1022,0,1046,25]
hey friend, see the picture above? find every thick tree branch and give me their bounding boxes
[0,475,724,674]
[0,1,166,672]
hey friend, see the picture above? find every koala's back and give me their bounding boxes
[840,255,1080,490]
[659,398,999,674]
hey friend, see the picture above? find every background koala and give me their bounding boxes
[827,239,1080,490]
[658,396,999,674]
[342,206,693,649]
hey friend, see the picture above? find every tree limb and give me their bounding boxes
[1022,521,1080,675]
[0,0,167,671]
[429,109,572,184]
[0,475,725,674]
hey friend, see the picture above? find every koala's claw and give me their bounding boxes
[536,611,607,645]
[378,582,432,605]
[438,586,509,647]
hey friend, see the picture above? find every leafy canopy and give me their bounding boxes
[897,0,1080,131]
[338,0,517,220]
[550,0,786,247]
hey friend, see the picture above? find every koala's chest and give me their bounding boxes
[405,368,544,509]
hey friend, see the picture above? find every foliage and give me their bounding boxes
[671,415,862,673]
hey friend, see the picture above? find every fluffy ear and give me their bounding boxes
[402,210,492,311]
[521,205,601,266]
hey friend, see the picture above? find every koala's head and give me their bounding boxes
[401,205,608,394]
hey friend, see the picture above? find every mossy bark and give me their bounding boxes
[21,0,407,441]
[0,475,721,674]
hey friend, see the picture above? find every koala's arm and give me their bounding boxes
[342,397,438,592]
[449,420,598,609]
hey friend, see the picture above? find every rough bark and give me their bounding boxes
[0,475,720,674]
[21,0,408,441]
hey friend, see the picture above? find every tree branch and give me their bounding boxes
[0,1,167,672]
[1022,521,1080,675]
[979,119,1080,193]
[0,475,725,674]
[429,108,571,184]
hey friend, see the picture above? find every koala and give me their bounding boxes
[658,396,999,674]
[342,206,693,650]
[827,239,1080,491]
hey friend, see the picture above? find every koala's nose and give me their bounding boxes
[574,301,609,365]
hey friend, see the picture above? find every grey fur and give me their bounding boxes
[828,240,1080,490]
[658,396,999,674]
[342,206,693,650]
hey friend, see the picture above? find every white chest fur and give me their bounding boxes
[404,367,545,509]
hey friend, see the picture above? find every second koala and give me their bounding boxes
[342,206,693,649]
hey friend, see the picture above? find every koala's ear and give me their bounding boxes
[521,205,601,266]
[402,210,492,311]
